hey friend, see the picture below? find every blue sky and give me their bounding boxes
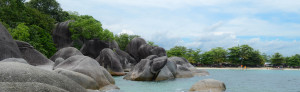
[55,0,300,56]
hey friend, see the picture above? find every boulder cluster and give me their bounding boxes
[0,21,224,92]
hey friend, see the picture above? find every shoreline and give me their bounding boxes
[196,67,300,70]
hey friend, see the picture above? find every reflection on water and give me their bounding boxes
[113,69,300,92]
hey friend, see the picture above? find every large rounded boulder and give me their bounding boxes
[50,47,83,62]
[0,82,68,92]
[54,55,116,89]
[0,23,22,61]
[80,39,109,58]
[96,48,125,76]
[0,62,87,92]
[138,44,166,60]
[124,56,175,81]
[15,40,54,66]
[169,56,209,77]
[126,37,147,62]
[108,40,120,49]
[190,79,226,92]
[52,20,73,50]
[54,68,99,89]
[114,48,137,70]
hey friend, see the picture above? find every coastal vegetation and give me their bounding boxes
[167,45,300,68]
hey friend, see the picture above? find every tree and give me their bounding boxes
[186,48,201,64]
[201,47,227,65]
[286,54,300,67]
[210,47,228,64]
[26,0,68,22]
[271,52,285,66]
[167,46,187,58]
[246,50,265,66]
[228,45,254,65]
[114,33,141,51]
[9,23,30,42]
[69,15,114,44]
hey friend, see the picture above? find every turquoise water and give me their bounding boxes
[113,69,300,92]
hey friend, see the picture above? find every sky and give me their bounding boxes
[55,0,300,56]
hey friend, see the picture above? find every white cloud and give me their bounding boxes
[56,0,300,56]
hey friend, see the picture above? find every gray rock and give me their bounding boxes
[145,55,158,60]
[0,82,68,92]
[52,20,74,50]
[99,84,120,92]
[165,60,177,77]
[155,66,174,81]
[0,23,22,61]
[50,47,83,61]
[80,39,109,58]
[0,62,87,92]
[189,79,226,92]
[114,48,136,68]
[125,37,147,62]
[15,40,54,66]
[124,59,154,81]
[54,55,115,88]
[151,56,168,74]
[168,56,194,68]
[96,48,125,76]
[54,58,65,68]
[138,44,166,60]
[0,58,28,64]
[108,40,120,50]
[54,68,99,89]
[176,66,194,78]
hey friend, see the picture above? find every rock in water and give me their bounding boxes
[54,68,99,89]
[96,48,125,76]
[124,56,171,81]
[50,47,83,61]
[168,56,194,68]
[189,79,226,92]
[0,82,68,92]
[0,23,22,61]
[52,20,73,50]
[175,66,194,78]
[80,39,109,58]
[123,59,154,81]
[126,37,147,62]
[15,40,54,66]
[0,62,87,92]
[54,55,116,88]
[150,56,168,74]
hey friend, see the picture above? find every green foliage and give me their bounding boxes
[27,25,56,57]
[167,46,187,57]
[9,23,30,41]
[286,54,300,67]
[271,52,285,66]
[227,44,263,66]
[147,41,158,47]
[167,46,201,64]
[114,33,140,51]
[69,15,114,43]
[8,23,56,58]
[200,47,227,65]
[26,0,68,22]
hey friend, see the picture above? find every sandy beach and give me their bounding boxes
[196,67,300,70]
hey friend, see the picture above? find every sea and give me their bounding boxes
[113,69,300,92]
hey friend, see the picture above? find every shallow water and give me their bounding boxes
[113,69,300,92]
